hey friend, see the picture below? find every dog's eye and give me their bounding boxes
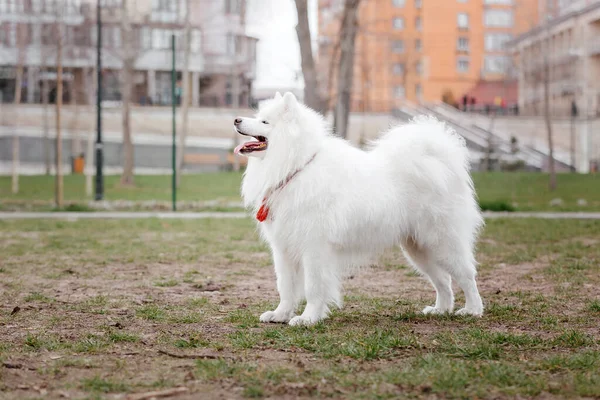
[262,120,269,124]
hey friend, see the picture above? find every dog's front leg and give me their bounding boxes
[260,248,302,323]
[289,247,341,326]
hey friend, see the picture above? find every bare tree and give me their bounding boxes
[294,0,327,113]
[542,41,556,190]
[55,22,64,207]
[333,0,361,138]
[176,0,191,186]
[542,5,556,190]
[11,23,27,194]
[119,0,136,186]
[42,69,51,175]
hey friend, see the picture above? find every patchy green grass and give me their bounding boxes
[80,376,129,394]
[1,172,599,211]
[0,217,598,398]
[473,172,600,211]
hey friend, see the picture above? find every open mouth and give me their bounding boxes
[234,129,268,155]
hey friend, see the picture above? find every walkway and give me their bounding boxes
[1,212,600,220]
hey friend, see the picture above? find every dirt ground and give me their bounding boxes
[1,218,599,399]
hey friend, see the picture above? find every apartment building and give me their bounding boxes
[0,0,257,107]
[318,0,539,112]
[511,1,600,116]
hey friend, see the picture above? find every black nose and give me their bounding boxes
[234,118,242,125]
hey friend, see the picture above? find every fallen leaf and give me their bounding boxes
[10,306,20,316]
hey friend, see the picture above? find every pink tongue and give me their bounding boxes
[234,143,246,154]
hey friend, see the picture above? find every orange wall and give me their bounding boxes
[318,0,540,112]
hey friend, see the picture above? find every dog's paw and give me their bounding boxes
[288,315,318,326]
[259,310,294,323]
[455,307,483,317]
[422,306,450,315]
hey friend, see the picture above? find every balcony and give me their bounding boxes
[589,37,600,56]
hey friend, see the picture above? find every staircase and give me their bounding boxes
[392,101,573,172]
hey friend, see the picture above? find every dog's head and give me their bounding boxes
[233,92,323,159]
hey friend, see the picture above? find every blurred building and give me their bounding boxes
[0,0,257,107]
[318,0,540,112]
[511,1,600,117]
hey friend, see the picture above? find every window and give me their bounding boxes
[394,85,405,98]
[113,26,121,47]
[457,37,469,51]
[392,0,405,7]
[141,27,152,49]
[415,83,422,99]
[31,0,43,13]
[485,0,512,4]
[0,22,17,46]
[484,33,512,51]
[0,0,24,13]
[226,33,240,55]
[457,13,469,29]
[391,40,404,53]
[191,29,201,52]
[458,0,467,2]
[416,60,423,75]
[66,0,81,14]
[415,16,422,31]
[100,0,122,7]
[415,0,422,9]
[484,55,508,73]
[393,17,404,30]
[415,38,422,51]
[457,56,469,72]
[152,0,177,22]
[225,0,242,14]
[152,28,173,49]
[44,0,56,13]
[392,63,405,75]
[484,10,514,27]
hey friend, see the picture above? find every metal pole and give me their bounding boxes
[95,0,104,200]
[171,34,177,212]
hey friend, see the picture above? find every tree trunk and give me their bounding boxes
[14,66,23,105]
[70,68,81,158]
[12,25,25,194]
[120,62,135,186]
[43,74,51,175]
[485,113,496,171]
[570,116,576,172]
[11,136,19,194]
[543,29,556,190]
[543,64,556,190]
[177,1,191,186]
[326,34,341,112]
[333,0,361,138]
[294,0,326,113]
[55,24,64,208]
[120,2,135,186]
[231,71,241,171]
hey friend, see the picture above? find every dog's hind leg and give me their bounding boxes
[260,247,303,323]
[402,239,454,314]
[436,243,483,317]
[289,246,341,326]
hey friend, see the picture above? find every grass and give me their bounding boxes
[1,171,599,211]
[0,217,598,398]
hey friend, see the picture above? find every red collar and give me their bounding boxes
[256,153,317,222]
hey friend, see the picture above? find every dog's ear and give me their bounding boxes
[283,92,297,109]
[274,92,282,100]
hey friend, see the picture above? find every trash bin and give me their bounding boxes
[72,153,85,174]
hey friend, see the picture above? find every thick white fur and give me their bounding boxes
[236,92,484,326]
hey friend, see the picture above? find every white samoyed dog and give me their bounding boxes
[233,92,484,326]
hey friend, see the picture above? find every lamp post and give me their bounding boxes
[95,0,104,200]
